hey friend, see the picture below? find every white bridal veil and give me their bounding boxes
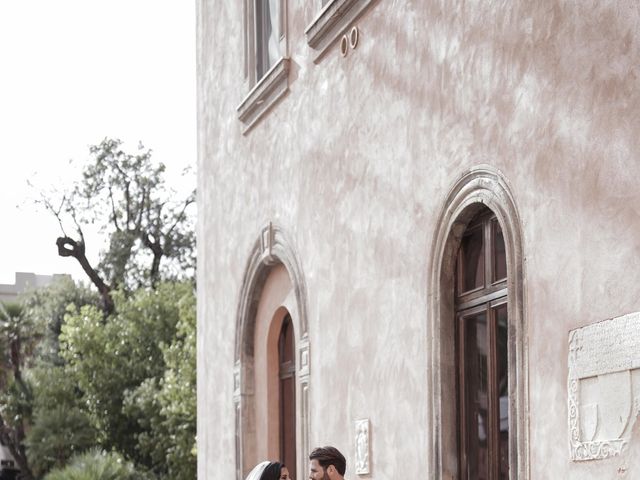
[245,461,270,480]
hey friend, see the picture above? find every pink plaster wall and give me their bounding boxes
[198,1,640,478]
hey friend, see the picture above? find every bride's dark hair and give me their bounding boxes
[260,462,285,480]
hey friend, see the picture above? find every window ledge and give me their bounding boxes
[304,0,376,60]
[237,57,290,134]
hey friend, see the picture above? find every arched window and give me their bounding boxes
[455,209,509,479]
[278,314,296,472]
[427,167,529,480]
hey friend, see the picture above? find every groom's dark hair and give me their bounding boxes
[309,446,346,476]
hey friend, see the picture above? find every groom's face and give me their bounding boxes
[308,459,330,480]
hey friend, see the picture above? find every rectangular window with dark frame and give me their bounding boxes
[255,0,281,80]
[238,0,289,132]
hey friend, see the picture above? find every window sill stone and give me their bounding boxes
[237,57,290,134]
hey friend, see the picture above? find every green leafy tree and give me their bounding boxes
[21,275,99,364]
[0,279,98,479]
[1,279,196,479]
[124,288,196,479]
[13,137,198,478]
[25,366,97,477]
[0,302,37,480]
[158,288,196,478]
[43,448,148,480]
[39,138,195,314]
[59,282,195,474]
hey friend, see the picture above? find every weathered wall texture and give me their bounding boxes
[197,1,640,478]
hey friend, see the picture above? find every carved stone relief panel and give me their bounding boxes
[298,335,310,475]
[260,222,275,265]
[355,418,370,475]
[298,336,310,380]
[568,312,640,461]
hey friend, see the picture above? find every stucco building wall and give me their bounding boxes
[197,1,640,479]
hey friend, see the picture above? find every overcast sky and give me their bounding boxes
[0,1,196,284]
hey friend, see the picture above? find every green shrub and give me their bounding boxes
[43,448,148,480]
[26,404,96,477]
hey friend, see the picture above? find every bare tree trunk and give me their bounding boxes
[142,233,163,288]
[56,236,114,315]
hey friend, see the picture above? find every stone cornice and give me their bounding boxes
[304,0,376,60]
[236,57,290,133]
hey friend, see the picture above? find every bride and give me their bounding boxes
[245,461,291,480]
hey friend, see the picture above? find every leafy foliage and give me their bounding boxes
[157,290,197,479]
[43,448,148,480]
[20,276,99,364]
[0,279,196,479]
[59,282,196,477]
[0,301,40,378]
[26,404,96,477]
[124,289,197,479]
[0,302,37,479]
[6,137,197,478]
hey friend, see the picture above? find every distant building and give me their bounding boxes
[0,272,70,303]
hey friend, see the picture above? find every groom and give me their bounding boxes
[308,446,346,480]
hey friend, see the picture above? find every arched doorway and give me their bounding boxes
[234,223,310,480]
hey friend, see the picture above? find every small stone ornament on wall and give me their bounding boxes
[568,311,640,461]
[355,418,370,475]
[340,26,359,57]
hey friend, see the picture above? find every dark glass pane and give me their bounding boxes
[493,220,507,282]
[463,312,489,480]
[460,227,485,293]
[279,314,296,473]
[280,375,296,475]
[255,0,280,79]
[495,304,509,479]
[279,315,295,365]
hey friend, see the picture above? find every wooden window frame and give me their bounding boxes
[426,167,529,480]
[278,314,296,470]
[456,212,507,312]
[237,0,290,133]
[455,212,508,480]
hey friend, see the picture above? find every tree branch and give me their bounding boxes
[165,193,195,239]
[125,181,131,228]
[67,204,85,246]
[37,191,69,238]
[108,185,120,231]
[134,186,147,231]
[141,232,163,288]
[56,236,114,315]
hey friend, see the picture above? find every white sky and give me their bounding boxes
[0,1,196,285]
